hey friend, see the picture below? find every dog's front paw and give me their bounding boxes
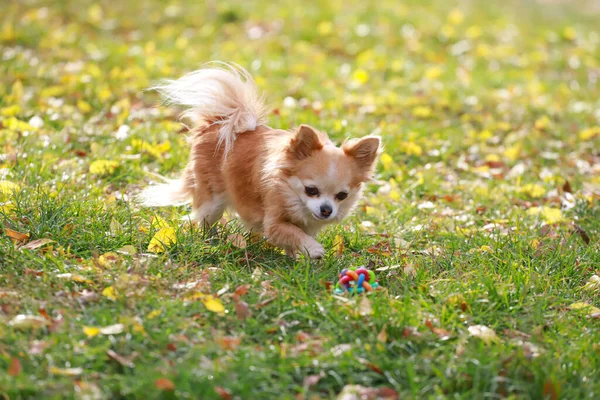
[301,238,325,259]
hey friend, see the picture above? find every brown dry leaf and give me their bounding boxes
[215,386,232,400]
[562,180,572,193]
[235,301,252,320]
[20,238,55,250]
[227,233,247,249]
[4,228,29,243]
[425,320,451,340]
[572,223,590,245]
[234,284,250,297]
[543,379,560,400]
[155,378,175,391]
[107,349,135,368]
[217,336,241,351]
[8,357,21,376]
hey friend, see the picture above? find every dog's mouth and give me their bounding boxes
[311,212,329,221]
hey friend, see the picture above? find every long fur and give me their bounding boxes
[152,62,268,156]
[140,63,268,208]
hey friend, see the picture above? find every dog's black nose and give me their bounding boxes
[320,204,332,217]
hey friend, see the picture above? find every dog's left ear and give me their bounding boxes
[342,136,382,168]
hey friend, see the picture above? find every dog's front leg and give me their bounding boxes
[264,220,324,259]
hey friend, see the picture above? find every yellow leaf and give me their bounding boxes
[0,105,21,116]
[424,66,443,80]
[412,106,432,119]
[89,160,119,176]
[562,26,576,41]
[333,234,344,258]
[49,366,83,376]
[83,326,100,337]
[148,226,176,253]
[570,302,600,315]
[203,295,225,314]
[77,99,92,114]
[527,206,564,224]
[318,21,333,36]
[448,9,464,25]
[0,181,20,200]
[352,69,369,85]
[519,184,546,199]
[380,153,394,171]
[147,309,161,319]
[534,116,550,130]
[579,127,600,141]
[102,286,117,301]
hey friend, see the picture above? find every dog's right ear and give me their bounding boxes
[289,125,323,159]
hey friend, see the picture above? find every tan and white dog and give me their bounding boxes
[141,63,381,258]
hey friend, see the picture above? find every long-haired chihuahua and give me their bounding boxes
[141,63,381,258]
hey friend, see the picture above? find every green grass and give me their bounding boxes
[1,0,600,398]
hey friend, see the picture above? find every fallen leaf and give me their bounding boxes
[303,371,325,388]
[100,324,125,335]
[583,275,600,293]
[107,349,135,368]
[334,234,344,257]
[468,325,499,345]
[4,228,29,243]
[8,357,21,376]
[215,386,232,400]
[359,297,373,316]
[89,159,119,176]
[425,320,451,340]
[236,301,252,320]
[20,238,55,250]
[203,295,225,314]
[336,385,398,400]
[116,245,137,255]
[377,325,387,343]
[227,233,247,249]
[148,226,176,253]
[572,224,590,245]
[543,379,560,400]
[569,302,600,315]
[9,315,50,330]
[102,286,117,301]
[155,378,175,391]
[83,326,101,338]
[147,309,161,319]
[49,366,83,376]
[234,284,250,297]
[217,336,241,350]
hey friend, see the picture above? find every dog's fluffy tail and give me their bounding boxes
[138,174,192,207]
[152,62,268,156]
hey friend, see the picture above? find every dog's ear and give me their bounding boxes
[289,125,323,159]
[342,136,381,168]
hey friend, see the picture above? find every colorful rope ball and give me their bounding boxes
[334,267,379,294]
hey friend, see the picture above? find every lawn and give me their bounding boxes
[1,0,600,398]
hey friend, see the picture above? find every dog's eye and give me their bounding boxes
[335,191,348,201]
[305,186,320,197]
